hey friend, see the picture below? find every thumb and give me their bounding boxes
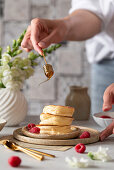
[102,92,112,112]
[38,30,58,49]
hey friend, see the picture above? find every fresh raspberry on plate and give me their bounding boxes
[29,127,40,134]
[80,131,90,139]
[8,156,21,167]
[100,115,112,119]
[27,123,36,130]
[75,143,86,153]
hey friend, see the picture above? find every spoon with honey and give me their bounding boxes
[39,53,54,85]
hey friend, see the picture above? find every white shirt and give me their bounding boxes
[69,0,114,63]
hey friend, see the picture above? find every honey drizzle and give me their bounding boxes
[39,53,54,85]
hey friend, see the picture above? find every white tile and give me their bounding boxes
[4,22,29,46]
[31,0,51,6]
[0,18,3,46]
[4,0,30,21]
[57,42,84,75]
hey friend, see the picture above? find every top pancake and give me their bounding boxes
[43,105,74,117]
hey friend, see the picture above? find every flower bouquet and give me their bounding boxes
[0,30,61,126]
[0,30,61,90]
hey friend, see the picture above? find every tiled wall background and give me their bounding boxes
[0,0,91,115]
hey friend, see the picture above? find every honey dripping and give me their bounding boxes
[39,54,54,85]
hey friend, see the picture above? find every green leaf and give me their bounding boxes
[0,47,2,59]
[16,39,22,46]
[12,40,17,48]
[7,46,11,53]
[12,50,22,57]
[8,62,13,68]
[0,82,6,88]
[88,152,94,160]
[28,52,39,60]
[55,43,61,48]
[31,61,38,66]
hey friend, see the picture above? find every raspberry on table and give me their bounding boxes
[80,131,90,139]
[27,123,36,130]
[8,156,21,167]
[100,115,112,119]
[75,143,86,153]
[29,127,40,134]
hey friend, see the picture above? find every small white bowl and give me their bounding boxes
[0,118,7,131]
[93,112,114,128]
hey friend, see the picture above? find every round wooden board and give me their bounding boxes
[13,126,100,146]
[22,126,81,140]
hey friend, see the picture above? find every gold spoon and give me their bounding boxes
[39,53,54,85]
[3,140,44,161]
[42,53,48,65]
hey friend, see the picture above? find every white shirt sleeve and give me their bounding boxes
[69,0,105,23]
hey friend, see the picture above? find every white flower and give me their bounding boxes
[12,57,31,68]
[1,53,11,65]
[88,146,112,162]
[3,70,12,77]
[22,58,31,67]
[2,75,13,85]
[65,157,90,168]
[5,81,23,90]
[23,66,34,79]
[12,57,23,68]
[11,67,25,82]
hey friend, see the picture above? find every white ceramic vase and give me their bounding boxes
[0,88,28,126]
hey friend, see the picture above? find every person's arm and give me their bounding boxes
[64,9,102,41]
[21,10,102,54]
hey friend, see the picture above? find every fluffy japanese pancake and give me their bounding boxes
[40,113,73,126]
[36,125,72,135]
[43,105,74,117]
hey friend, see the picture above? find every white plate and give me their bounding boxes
[93,112,114,128]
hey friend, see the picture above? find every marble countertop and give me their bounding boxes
[0,116,114,170]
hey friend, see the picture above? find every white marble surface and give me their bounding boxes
[0,116,114,170]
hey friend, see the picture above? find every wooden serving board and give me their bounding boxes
[22,126,81,140]
[0,135,73,151]
[13,126,100,146]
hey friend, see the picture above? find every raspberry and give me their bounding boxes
[27,123,36,130]
[8,156,21,167]
[29,127,40,134]
[80,131,90,139]
[100,115,112,119]
[75,143,86,153]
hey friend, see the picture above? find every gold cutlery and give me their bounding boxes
[3,140,44,161]
[25,148,55,158]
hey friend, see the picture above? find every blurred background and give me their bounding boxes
[0,0,90,115]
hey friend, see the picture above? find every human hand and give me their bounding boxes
[21,18,67,55]
[102,83,114,112]
[100,83,114,141]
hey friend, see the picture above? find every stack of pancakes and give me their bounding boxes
[36,105,75,135]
